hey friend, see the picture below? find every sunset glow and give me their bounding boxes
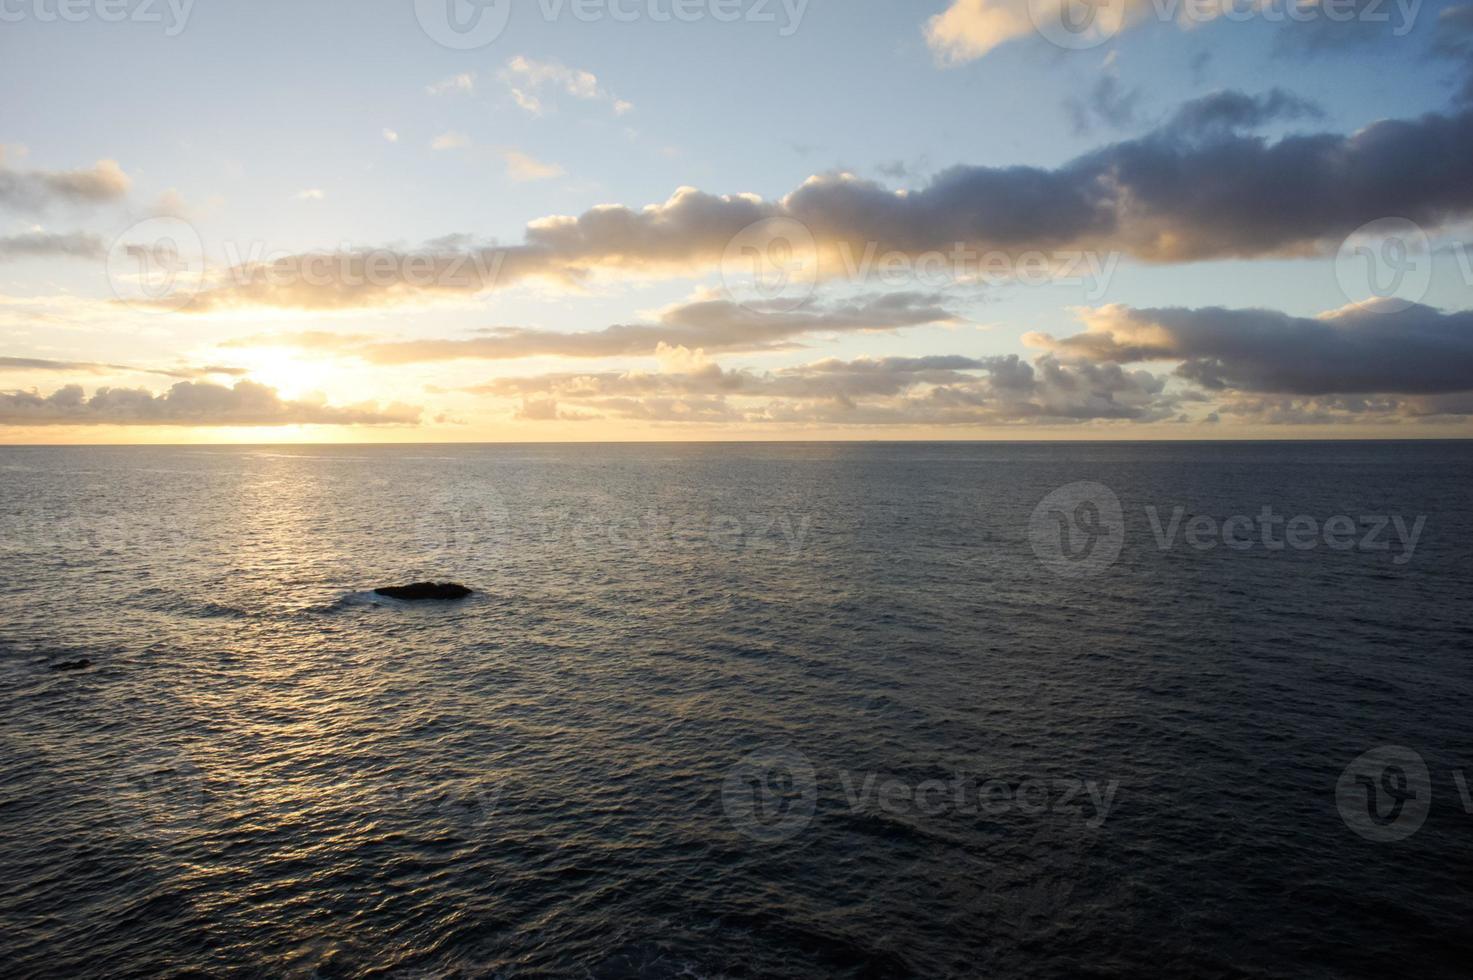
[4,1,1473,444]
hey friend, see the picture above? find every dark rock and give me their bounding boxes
[50,659,93,672]
[373,583,473,602]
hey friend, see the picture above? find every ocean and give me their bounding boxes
[2,442,1471,977]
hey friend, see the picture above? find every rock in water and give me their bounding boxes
[373,583,473,602]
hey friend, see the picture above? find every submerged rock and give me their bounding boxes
[50,659,93,672]
[373,583,473,602]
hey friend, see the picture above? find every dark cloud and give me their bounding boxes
[1077,107,1473,260]
[1215,392,1473,424]
[1163,89,1325,138]
[1189,51,1213,87]
[1434,2,1473,56]
[0,380,420,426]
[1272,0,1423,56]
[1065,75,1143,136]
[160,90,1473,311]
[1027,299,1473,398]
[475,353,1177,426]
[0,231,106,262]
[0,156,131,213]
[476,354,993,401]
[1433,3,1473,102]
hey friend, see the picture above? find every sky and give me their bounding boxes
[2,0,1473,443]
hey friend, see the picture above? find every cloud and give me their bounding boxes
[431,131,470,151]
[1162,88,1324,137]
[1064,74,1143,136]
[1210,392,1473,424]
[499,56,632,116]
[377,290,955,362]
[1189,50,1213,85]
[924,0,1149,66]
[226,293,959,363]
[875,160,915,180]
[1026,299,1473,398]
[0,231,106,262]
[0,357,248,380]
[1272,0,1426,57]
[0,380,420,427]
[923,0,1037,66]
[480,353,996,400]
[502,149,565,182]
[426,71,476,96]
[924,0,1428,66]
[509,88,544,115]
[1434,3,1473,102]
[473,351,1178,425]
[476,298,1473,426]
[156,92,1473,311]
[1436,3,1473,57]
[0,157,131,213]
[219,331,379,351]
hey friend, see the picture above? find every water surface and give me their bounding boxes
[2,442,1471,977]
